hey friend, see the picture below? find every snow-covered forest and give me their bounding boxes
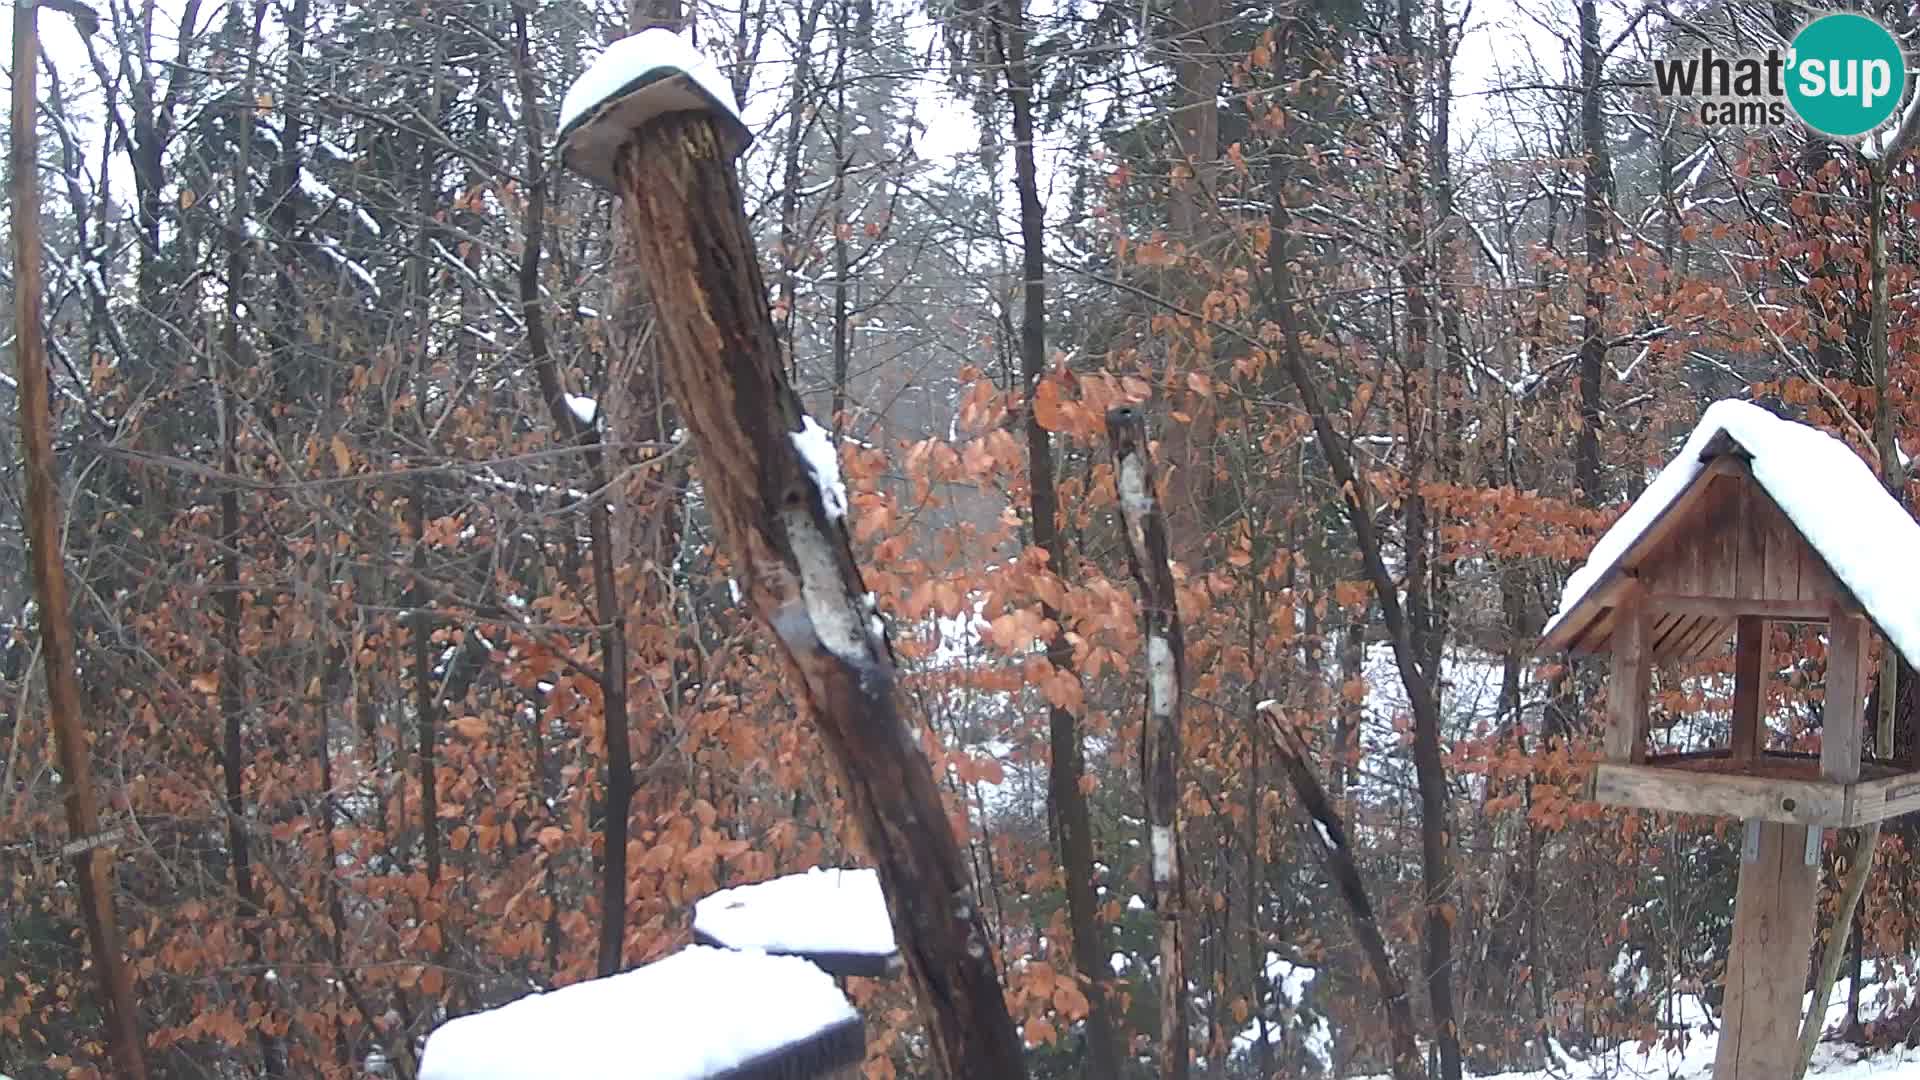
[9,0,1920,1077]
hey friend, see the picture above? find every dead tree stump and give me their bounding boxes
[1108,407,1190,1078]
[601,113,1028,1078]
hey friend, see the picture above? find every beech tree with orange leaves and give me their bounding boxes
[10,1,1920,1078]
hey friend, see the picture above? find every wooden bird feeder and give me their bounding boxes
[1540,399,1920,1076]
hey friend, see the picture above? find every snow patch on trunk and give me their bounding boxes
[566,394,598,425]
[1150,824,1175,886]
[790,415,849,521]
[1117,452,1154,520]
[1147,635,1176,719]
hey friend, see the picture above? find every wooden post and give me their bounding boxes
[1715,820,1819,1078]
[1719,609,1867,1077]
[1607,584,1650,763]
[1731,616,1768,765]
[1107,407,1189,1079]
[1823,610,1869,784]
[596,114,1027,1078]
[9,4,150,1077]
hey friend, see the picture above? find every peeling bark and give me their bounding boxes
[601,114,1027,1078]
[1108,407,1190,1079]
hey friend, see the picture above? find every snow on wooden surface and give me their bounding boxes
[418,946,856,1080]
[1545,399,1920,667]
[693,867,895,959]
[556,28,749,187]
[558,28,743,140]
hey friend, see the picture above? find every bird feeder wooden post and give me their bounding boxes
[555,32,1026,1079]
[1540,402,1920,1078]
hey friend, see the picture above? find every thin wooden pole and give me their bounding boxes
[9,4,149,1076]
[597,113,1027,1078]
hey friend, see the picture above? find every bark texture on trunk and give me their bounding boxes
[602,114,1028,1079]
[1109,407,1190,1079]
[990,0,1127,1070]
[10,4,150,1075]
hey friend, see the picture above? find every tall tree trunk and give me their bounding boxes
[773,0,828,369]
[1167,0,1221,237]
[10,5,150,1075]
[1157,0,1222,559]
[1110,409,1190,1080]
[829,19,853,432]
[218,5,282,1070]
[265,0,311,430]
[1267,59,1461,1080]
[408,485,442,887]
[993,1,1126,1072]
[1389,0,1461,1071]
[511,3,635,978]
[1575,0,1611,505]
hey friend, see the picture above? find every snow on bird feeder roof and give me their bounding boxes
[693,867,900,978]
[1541,398,1920,668]
[418,946,862,1080]
[557,28,751,190]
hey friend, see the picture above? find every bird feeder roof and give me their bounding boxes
[1540,399,1920,667]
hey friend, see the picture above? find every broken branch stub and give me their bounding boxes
[580,107,1027,1077]
[1107,407,1191,1078]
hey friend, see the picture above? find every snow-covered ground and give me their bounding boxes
[1352,971,1920,1079]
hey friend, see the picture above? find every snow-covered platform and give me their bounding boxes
[418,946,863,1080]
[692,867,900,978]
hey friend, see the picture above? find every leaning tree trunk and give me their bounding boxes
[1259,704,1424,1079]
[1109,408,1190,1079]
[601,113,1028,1079]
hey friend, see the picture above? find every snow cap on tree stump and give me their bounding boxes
[557,28,750,189]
